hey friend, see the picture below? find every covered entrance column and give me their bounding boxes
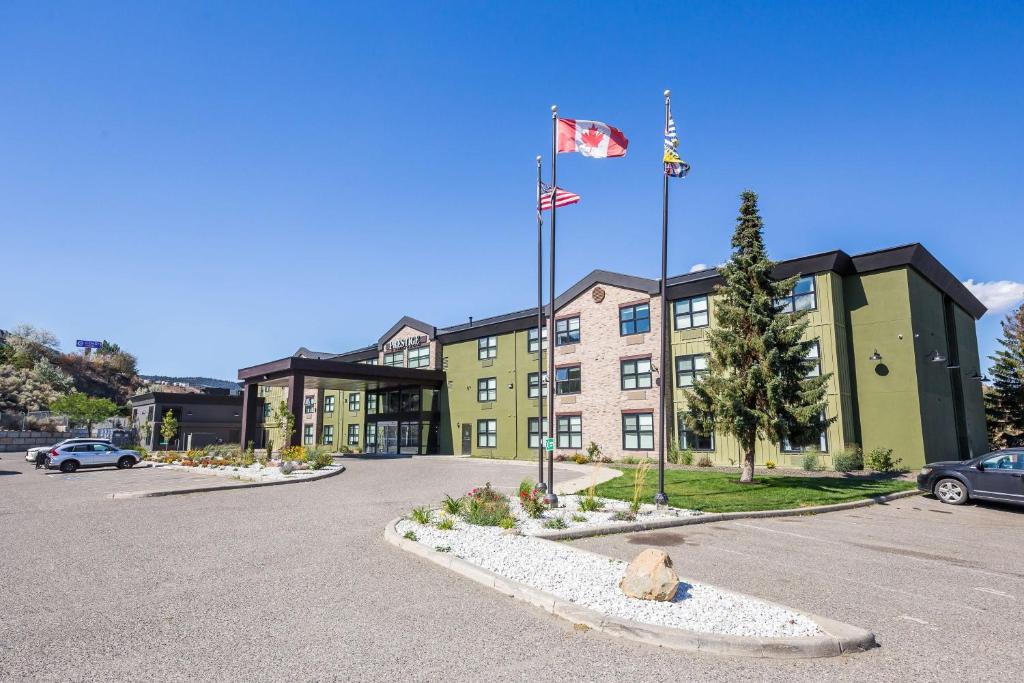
[285,371,305,447]
[240,381,260,449]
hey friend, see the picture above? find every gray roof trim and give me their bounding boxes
[330,344,378,363]
[129,392,243,407]
[377,316,436,349]
[292,346,341,360]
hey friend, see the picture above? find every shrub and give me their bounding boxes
[543,517,568,529]
[410,506,433,525]
[280,445,307,463]
[621,456,639,465]
[518,486,546,518]
[697,454,713,467]
[403,530,417,541]
[573,453,590,465]
[610,510,636,522]
[585,441,602,461]
[441,494,463,516]
[436,515,456,531]
[833,445,864,472]
[679,449,694,466]
[577,495,601,512]
[308,447,334,470]
[765,459,777,470]
[554,453,567,462]
[866,447,902,472]
[801,453,819,471]
[130,445,150,461]
[498,516,517,529]
[600,455,613,463]
[517,479,534,498]
[630,460,651,514]
[463,483,511,526]
[571,513,587,523]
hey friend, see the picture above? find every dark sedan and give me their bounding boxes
[918,449,1024,506]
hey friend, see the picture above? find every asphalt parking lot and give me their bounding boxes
[1,450,1022,681]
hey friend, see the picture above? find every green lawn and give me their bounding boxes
[594,469,915,513]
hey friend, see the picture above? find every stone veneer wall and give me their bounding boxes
[552,283,663,460]
[0,431,64,451]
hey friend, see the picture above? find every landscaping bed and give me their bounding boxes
[594,469,916,514]
[146,445,340,483]
[396,481,824,639]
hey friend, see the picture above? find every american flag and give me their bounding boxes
[538,182,581,211]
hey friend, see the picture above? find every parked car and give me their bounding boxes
[918,449,1024,506]
[45,442,142,473]
[26,437,112,462]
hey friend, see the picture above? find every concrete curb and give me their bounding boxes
[383,517,875,658]
[431,456,623,495]
[109,464,346,499]
[534,488,922,540]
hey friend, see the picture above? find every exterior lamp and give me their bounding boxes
[969,372,989,381]
[869,350,882,361]
[929,350,947,363]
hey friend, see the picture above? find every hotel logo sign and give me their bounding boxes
[384,335,428,352]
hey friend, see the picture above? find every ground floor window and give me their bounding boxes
[303,425,314,445]
[527,417,548,449]
[556,415,582,449]
[322,425,333,446]
[679,423,714,451]
[477,419,497,448]
[347,424,359,446]
[365,423,377,452]
[781,430,828,453]
[622,413,654,450]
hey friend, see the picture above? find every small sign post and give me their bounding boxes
[76,340,102,349]
[544,437,554,453]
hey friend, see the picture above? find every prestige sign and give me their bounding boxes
[384,335,428,352]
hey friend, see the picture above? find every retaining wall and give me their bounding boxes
[0,431,63,451]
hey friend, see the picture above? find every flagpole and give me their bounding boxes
[544,105,559,507]
[535,154,546,493]
[655,90,671,506]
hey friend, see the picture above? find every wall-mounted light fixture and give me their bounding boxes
[507,383,514,390]
[869,350,882,361]
[968,371,990,381]
[929,350,947,363]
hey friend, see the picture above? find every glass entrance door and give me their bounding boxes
[378,421,398,454]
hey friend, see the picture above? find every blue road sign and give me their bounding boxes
[76,340,102,349]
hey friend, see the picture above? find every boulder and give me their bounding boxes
[618,549,680,601]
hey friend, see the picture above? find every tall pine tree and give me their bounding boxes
[986,303,1024,445]
[685,190,831,483]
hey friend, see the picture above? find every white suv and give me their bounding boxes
[46,442,142,473]
[26,437,112,462]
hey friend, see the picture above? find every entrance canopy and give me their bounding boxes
[237,356,446,448]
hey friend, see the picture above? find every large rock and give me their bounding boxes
[618,549,680,601]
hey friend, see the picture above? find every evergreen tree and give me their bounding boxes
[684,190,832,483]
[986,303,1024,445]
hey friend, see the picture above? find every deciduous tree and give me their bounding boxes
[50,392,119,435]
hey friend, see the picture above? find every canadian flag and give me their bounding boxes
[557,118,629,158]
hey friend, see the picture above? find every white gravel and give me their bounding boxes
[511,494,702,535]
[396,514,822,638]
[157,462,342,483]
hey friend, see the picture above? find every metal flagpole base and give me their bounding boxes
[654,491,669,506]
[535,481,547,494]
[543,492,559,506]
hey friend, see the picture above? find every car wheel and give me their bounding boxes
[934,478,968,505]
[117,456,135,469]
[59,460,79,473]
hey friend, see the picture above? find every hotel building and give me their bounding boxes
[240,243,987,470]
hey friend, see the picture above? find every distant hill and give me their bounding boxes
[140,375,241,392]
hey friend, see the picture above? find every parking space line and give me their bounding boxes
[974,587,1014,598]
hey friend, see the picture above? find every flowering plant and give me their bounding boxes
[518,486,546,519]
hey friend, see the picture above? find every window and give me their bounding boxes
[675,354,708,388]
[528,371,548,398]
[781,416,829,452]
[622,413,655,450]
[555,366,581,395]
[303,396,315,414]
[477,419,497,448]
[400,388,420,413]
[674,295,709,329]
[347,424,359,446]
[383,351,404,367]
[477,377,497,402]
[399,422,420,449]
[365,423,377,450]
[805,340,821,377]
[303,425,314,445]
[347,392,360,411]
[620,303,651,335]
[361,358,378,365]
[555,316,580,346]
[527,417,549,449]
[478,336,497,360]
[776,275,817,313]
[322,425,334,446]
[527,327,548,353]
[366,393,378,414]
[556,415,582,449]
[323,395,335,413]
[263,403,272,418]
[621,358,653,390]
[408,346,430,368]
[679,423,714,451]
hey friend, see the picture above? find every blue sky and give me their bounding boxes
[2,1,1022,380]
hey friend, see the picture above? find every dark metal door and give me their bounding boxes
[461,424,472,455]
